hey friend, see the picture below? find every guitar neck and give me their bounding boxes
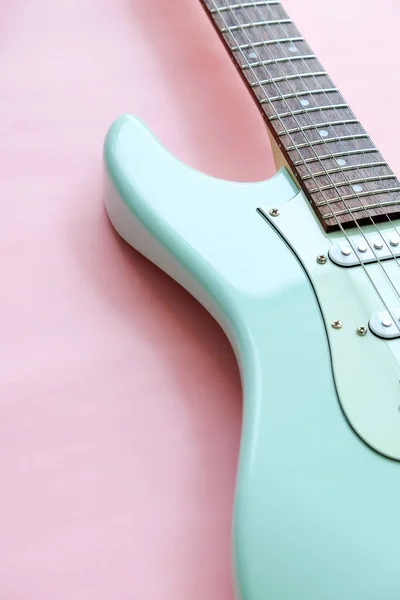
[200,0,400,232]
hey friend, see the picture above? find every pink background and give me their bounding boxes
[0,1,399,598]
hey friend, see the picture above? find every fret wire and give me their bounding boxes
[270,104,350,121]
[302,162,388,180]
[287,134,369,151]
[277,119,359,136]
[268,88,340,103]
[250,72,328,87]
[242,54,316,69]
[323,199,400,219]
[232,37,304,51]
[317,188,400,207]
[221,19,291,33]
[210,1,280,12]
[310,175,397,194]
[294,148,379,166]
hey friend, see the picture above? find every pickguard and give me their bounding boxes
[259,192,400,462]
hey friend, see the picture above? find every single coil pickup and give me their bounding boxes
[369,309,400,339]
[329,233,400,267]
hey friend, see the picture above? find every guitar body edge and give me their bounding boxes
[103,114,400,600]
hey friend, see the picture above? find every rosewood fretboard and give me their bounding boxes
[200,0,400,232]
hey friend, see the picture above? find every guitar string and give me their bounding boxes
[211,1,400,315]
[208,0,400,328]
[251,1,400,226]
[210,0,400,316]
[210,1,396,268]
[249,1,400,272]
[207,0,400,326]
[242,1,400,297]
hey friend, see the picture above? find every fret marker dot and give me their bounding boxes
[248,51,257,59]
[318,129,329,137]
[300,98,310,107]
[352,184,363,192]
[288,45,298,53]
[336,158,347,166]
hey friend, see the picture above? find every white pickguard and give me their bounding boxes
[261,192,400,461]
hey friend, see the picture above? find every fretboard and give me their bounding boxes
[200,0,400,232]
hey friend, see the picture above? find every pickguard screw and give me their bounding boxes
[269,208,280,217]
[331,320,343,329]
[356,326,367,336]
[316,254,327,264]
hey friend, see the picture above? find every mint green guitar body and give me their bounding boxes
[103,114,400,599]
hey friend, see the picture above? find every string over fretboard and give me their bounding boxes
[200,0,400,232]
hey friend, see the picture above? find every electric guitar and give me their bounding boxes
[103,2,400,598]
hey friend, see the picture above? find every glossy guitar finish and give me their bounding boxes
[104,114,400,600]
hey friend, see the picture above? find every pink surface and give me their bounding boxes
[0,1,399,598]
